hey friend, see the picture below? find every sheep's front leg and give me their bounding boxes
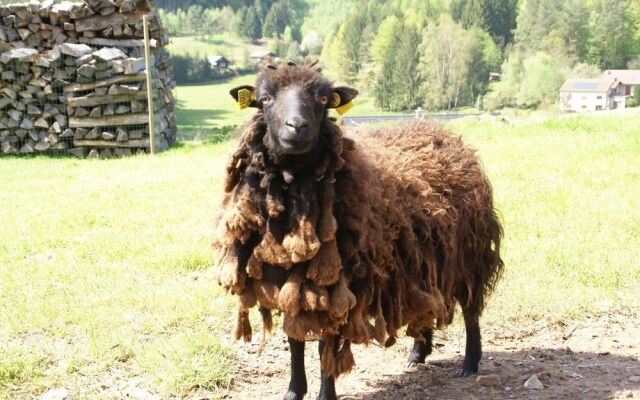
[406,329,433,368]
[284,337,307,400]
[317,339,338,400]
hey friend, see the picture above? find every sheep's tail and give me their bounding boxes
[465,184,505,317]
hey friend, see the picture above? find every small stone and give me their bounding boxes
[123,387,160,400]
[40,387,69,400]
[629,376,640,383]
[476,374,502,387]
[524,374,544,390]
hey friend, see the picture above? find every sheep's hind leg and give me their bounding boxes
[284,337,307,400]
[459,306,482,377]
[317,339,338,400]
[406,329,433,368]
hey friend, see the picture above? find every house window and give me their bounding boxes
[596,106,602,111]
[582,105,587,109]
[597,96,602,100]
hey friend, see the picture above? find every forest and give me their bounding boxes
[154,0,640,111]
[3,0,640,111]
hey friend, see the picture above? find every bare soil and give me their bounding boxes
[221,313,640,400]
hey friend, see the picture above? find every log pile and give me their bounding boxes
[0,0,176,157]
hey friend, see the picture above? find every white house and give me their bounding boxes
[559,78,618,112]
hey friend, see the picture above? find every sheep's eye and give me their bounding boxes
[319,95,328,105]
[261,95,271,105]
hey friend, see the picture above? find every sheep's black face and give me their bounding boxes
[230,63,358,159]
[259,83,331,156]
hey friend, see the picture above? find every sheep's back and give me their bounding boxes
[335,121,502,340]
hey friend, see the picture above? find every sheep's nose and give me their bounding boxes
[285,116,309,134]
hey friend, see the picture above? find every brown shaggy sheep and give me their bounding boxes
[213,61,504,400]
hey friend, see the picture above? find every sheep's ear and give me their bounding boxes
[328,86,358,115]
[229,85,258,109]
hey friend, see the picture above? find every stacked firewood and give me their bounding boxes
[0,0,176,157]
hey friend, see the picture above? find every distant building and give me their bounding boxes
[248,50,275,63]
[559,78,620,112]
[207,55,230,69]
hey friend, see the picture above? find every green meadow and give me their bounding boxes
[1,105,639,398]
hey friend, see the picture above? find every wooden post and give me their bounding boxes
[143,15,155,154]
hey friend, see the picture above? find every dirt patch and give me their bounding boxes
[222,314,640,399]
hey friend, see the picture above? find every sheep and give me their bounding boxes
[212,61,504,400]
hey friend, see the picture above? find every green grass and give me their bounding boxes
[449,112,640,324]
[1,112,639,398]
[0,143,237,399]
[173,75,254,140]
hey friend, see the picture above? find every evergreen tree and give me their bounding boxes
[262,1,291,38]
[263,5,280,38]
[234,7,248,38]
[374,20,422,111]
[374,33,399,110]
[329,10,368,83]
[370,16,401,64]
[588,0,633,68]
[460,0,516,46]
[393,23,422,110]
[462,0,485,30]
[242,6,263,41]
[186,5,205,35]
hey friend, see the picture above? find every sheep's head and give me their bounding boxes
[230,62,358,157]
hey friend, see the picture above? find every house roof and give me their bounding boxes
[207,55,228,64]
[249,50,275,58]
[602,69,640,85]
[559,78,617,93]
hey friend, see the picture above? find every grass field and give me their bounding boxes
[165,35,266,65]
[1,112,639,399]
[172,75,253,140]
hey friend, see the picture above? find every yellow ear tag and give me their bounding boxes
[335,101,354,116]
[236,88,254,110]
[330,92,341,108]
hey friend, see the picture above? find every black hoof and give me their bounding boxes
[317,392,337,400]
[458,368,477,378]
[284,390,305,400]
[406,349,427,368]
